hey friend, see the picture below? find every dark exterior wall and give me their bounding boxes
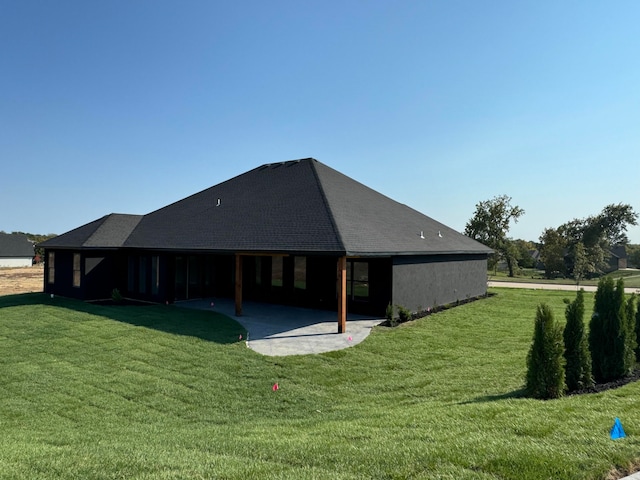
[606,256,626,272]
[167,254,234,302]
[43,249,123,301]
[366,258,392,315]
[84,255,117,299]
[391,254,488,313]
[306,255,340,310]
[44,249,76,298]
[42,248,395,317]
[242,255,336,308]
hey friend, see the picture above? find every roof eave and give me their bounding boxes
[345,249,493,257]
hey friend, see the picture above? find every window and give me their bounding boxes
[271,256,283,287]
[139,256,148,294]
[151,256,160,295]
[255,257,262,286]
[47,252,55,284]
[128,256,136,293]
[73,253,81,288]
[351,261,369,301]
[343,261,369,301]
[188,256,199,294]
[294,256,306,290]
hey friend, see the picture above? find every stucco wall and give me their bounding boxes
[391,254,488,313]
[0,257,33,268]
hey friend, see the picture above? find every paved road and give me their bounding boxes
[488,281,640,294]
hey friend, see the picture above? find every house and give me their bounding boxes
[40,158,492,331]
[0,233,35,268]
[607,245,628,272]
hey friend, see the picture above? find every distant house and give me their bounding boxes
[40,158,491,331]
[607,245,628,272]
[0,233,35,268]
[529,249,544,270]
[536,244,630,276]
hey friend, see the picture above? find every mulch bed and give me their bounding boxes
[380,292,496,327]
[88,299,155,307]
[569,369,640,395]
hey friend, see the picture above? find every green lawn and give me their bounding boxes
[1,291,639,479]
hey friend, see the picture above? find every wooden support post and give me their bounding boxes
[235,254,243,316]
[337,256,347,333]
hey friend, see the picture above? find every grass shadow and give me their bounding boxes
[0,293,246,345]
[457,388,527,405]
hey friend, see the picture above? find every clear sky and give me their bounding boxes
[2,1,639,243]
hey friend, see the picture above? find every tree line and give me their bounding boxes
[464,196,639,278]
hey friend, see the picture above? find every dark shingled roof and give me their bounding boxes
[610,245,627,259]
[42,159,491,256]
[124,159,343,253]
[313,160,488,255]
[41,214,143,249]
[0,233,35,258]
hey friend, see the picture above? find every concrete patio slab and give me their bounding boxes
[177,298,384,356]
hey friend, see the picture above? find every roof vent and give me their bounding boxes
[438,231,442,238]
[419,231,425,239]
[216,198,221,207]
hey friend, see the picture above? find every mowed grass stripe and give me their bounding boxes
[0,291,639,479]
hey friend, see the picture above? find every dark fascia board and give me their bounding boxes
[46,246,488,258]
[345,249,493,257]
[141,248,348,257]
[40,244,491,257]
[40,246,122,252]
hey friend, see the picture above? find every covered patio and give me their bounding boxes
[178,298,384,356]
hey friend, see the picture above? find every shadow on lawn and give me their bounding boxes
[0,293,245,345]
[457,388,527,405]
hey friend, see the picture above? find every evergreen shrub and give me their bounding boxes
[589,278,634,382]
[636,297,640,362]
[563,289,593,391]
[526,303,566,399]
[397,305,412,323]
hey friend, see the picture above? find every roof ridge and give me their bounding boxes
[86,213,143,247]
[77,214,110,246]
[85,214,114,246]
[308,159,346,254]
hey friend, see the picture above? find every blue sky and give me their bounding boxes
[2,1,639,243]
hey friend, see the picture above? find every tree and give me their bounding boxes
[543,204,638,278]
[558,218,608,275]
[539,228,567,278]
[563,289,593,392]
[512,239,536,269]
[589,278,633,382]
[624,294,637,372]
[525,303,566,399]
[571,242,594,285]
[628,244,640,268]
[598,203,639,245]
[465,195,525,277]
[636,299,640,362]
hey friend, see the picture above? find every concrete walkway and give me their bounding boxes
[177,298,384,356]
[622,473,640,480]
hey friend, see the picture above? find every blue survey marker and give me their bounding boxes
[610,417,626,440]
